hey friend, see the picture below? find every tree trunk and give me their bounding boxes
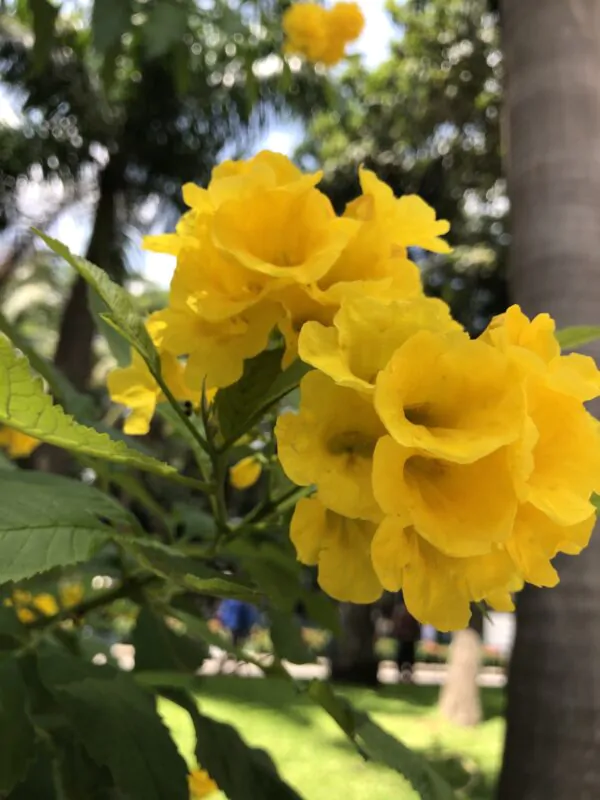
[329,603,378,686]
[54,167,121,392]
[439,608,483,727]
[498,2,600,797]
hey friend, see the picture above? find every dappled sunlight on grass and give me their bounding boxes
[160,677,504,799]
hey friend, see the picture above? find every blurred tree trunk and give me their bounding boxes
[498,2,600,797]
[438,608,483,727]
[54,165,122,392]
[329,604,378,686]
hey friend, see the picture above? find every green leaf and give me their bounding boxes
[308,682,456,800]
[556,325,600,350]
[35,231,159,373]
[269,609,313,665]
[0,471,133,583]
[91,0,133,55]
[88,286,132,367]
[0,658,36,793]
[170,692,304,800]
[134,543,260,602]
[29,0,58,73]
[132,605,207,674]
[0,335,179,480]
[143,0,190,59]
[215,349,311,444]
[39,652,189,800]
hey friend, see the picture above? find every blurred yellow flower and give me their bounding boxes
[229,456,262,490]
[107,313,198,435]
[188,768,218,798]
[32,593,59,617]
[0,426,40,458]
[283,2,364,66]
[291,496,382,603]
[276,371,385,522]
[59,582,84,609]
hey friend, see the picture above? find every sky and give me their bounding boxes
[1,1,395,287]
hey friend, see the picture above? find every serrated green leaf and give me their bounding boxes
[39,653,189,800]
[133,605,207,674]
[170,692,304,800]
[308,682,456,800]
[269,608,313,665]
[134,543,259,601]
[35,231,159,373]
[143,0,190,59]
[216,349,311,444]
[30,0,58,73]
[91,0,133,55]
[0,658,36,793]
[88,286,132,366]
[556,325,600,350]
[0,471,135,583]
[0,335,178,480]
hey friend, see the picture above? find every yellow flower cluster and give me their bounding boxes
[107,151,599,630]
[188,768,218,798]
[283,2,365,66]
[4,584,83,624]
[0,426,40,458]
[276,302,600,629]
[109,151,446,434]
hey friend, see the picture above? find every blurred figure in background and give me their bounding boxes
[393,596,421,683]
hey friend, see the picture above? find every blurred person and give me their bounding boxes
[393,597,421,683]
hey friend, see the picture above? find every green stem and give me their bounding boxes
[153,372,210,456]
[238,485,314,529]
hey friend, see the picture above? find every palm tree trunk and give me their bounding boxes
[329,604,378,686]
[438,608,483,727]
[54,167,121,391]
[498,2,600,797]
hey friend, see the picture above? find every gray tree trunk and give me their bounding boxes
[439,609,483,727]
[329,604,378,686]
[498,2,600,797]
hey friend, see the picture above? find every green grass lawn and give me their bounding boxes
[160,677,505,799]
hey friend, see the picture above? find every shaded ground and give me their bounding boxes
[160,678,505,799]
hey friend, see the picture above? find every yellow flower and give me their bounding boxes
[520,378,600,526]
[290,496,382,603]
[346,169,452,254]
[16,607,36,624]
[154,301,282,392]
[374,329,526,464]
[299,296,460,395]
[59,582,84,609]
[483,304,600,402]
[283,2,364,66]
[212,183,357,286]
[145,151,319,257]
[0,426,40,458]
[188,768,218,798]
[32,593,59,617]
[371,517,518,630]
[229,456,262,490]
[373,435,518,557]
[506,504,595,588]
[276,371,385,521]
[328,2,365,41]
[107,314,198,436]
